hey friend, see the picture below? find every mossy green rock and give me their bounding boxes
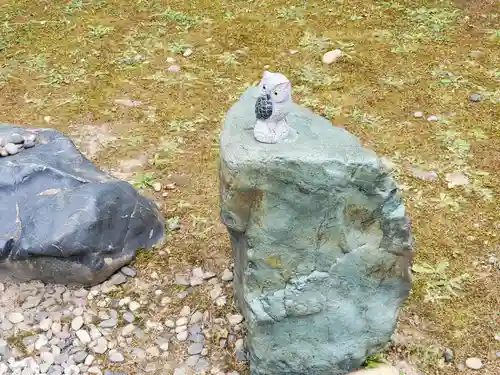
[220,87,413,375]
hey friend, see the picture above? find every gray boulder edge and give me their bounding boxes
[0,124,165,286]
[220,87,413,375]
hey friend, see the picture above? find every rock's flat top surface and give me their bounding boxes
[221,86,377,168]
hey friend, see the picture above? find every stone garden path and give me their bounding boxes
[0,265,243,375]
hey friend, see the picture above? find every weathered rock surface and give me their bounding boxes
[0,124,165,286]
[219,87,413,375]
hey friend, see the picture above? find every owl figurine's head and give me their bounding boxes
[258,71,292,104]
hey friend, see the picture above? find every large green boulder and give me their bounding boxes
[219,86,413,375]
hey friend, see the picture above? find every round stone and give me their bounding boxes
[7,312,24,324]
[121,324,135,337]
[8,133,24,144]
[179,306,191,317]
[189,311,203,325]
[227,314,244,326]
[71,316,84,331]
[221,269,234,281]
[92,337,108,354]
[39,318,53,331]
[76,330,91,345]
[0,147,8,157]
[120,266,136,277]
[176,317,188,326]
[108,349,124,363]
[469,93,482,102]
[40,351,55,365]
[187,343,203,355]
[23,133,37,143]
[322,49,342,64]
[413,111,424,118]
[443,348,453,362]
[177,330,188,341]
[23,140,35,148]
[73,351,87,363]
[465,357,482,370]
[5,143,19,155]
[128,301,141,312]
[123,312,135,323]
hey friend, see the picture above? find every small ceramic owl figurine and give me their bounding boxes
[254,71,293,144]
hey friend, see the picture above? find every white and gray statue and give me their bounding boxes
[253,71,294,144]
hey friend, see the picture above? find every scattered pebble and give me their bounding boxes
[469,93,482,102]
[445,171,469,188]
[128,301,141,312]
[7,312,25,324]
[120,266,136,277]
[289,49,298,55]
[221,269,234,282]
[108,272,127,286]
[190,311,204,325]
[427,115,439,121]
[4,143,19,155]
[187,343,203,355]
[408,167,438,181]
[71,316,84,331]
[227,314,244,326]
[167,65,181,72]
[183,48,193,57]
[179,306,191,317]
[177,330,188,341]
[108,349,124,363]
[153,182,162,192]
[175,274,190,286]
[76,329,92,345]
[114,99,142,108]
[465,357,483,370]
[469,50,485,59]
[322,49,342,64]
[166,57,176,63]
[413,111,424,118]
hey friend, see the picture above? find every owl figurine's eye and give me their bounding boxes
[262,85,266,90]
[274,91,278,96]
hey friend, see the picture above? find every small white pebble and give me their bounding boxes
[179,306,191,317]
[177,330,188,341]
[322,49,342,64]
[167,65,181,72]
[128,301,141,312]
[71,316,84,330]
[465,357,483,370]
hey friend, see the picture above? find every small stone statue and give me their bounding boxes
[0,131,37,157]
[254,71,293,144]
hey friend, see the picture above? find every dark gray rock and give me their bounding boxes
[0,124,165,286]
[219,87,413,375]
